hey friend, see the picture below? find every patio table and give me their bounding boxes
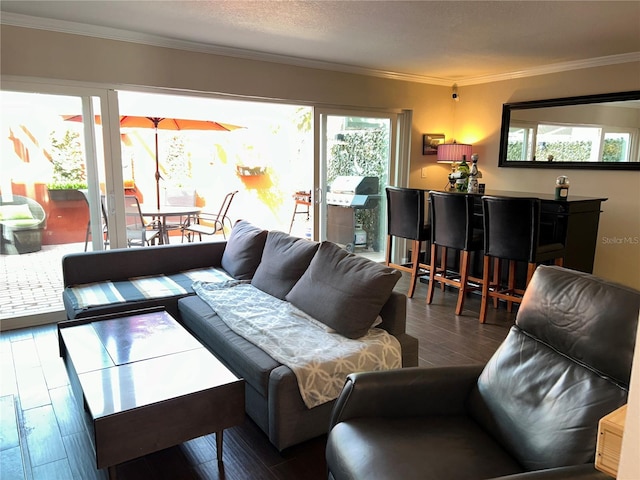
[140,205,201,244]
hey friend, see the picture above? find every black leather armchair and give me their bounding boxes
[326,265,640,480]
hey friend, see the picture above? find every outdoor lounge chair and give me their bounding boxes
[0,195,47,254]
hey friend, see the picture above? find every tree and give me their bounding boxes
[48,130,87,189]
[163,134,192,187]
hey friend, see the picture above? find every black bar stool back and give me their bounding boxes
[480,196,566,323]
[427,191,484,315]
[385,186,430,298]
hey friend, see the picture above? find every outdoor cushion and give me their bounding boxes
[286,241,401,339]
[221,220,268,280]
[64,267,232,312]
[251,230,319,299]
[0,204,34,221]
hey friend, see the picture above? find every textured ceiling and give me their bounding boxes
[1,0,639,84]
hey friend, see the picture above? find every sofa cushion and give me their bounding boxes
[286,241,401,339]
[468,265,639,471]
[178,295,280,397]
[221,220,268,280]
[251,230,319,299]
[470,326,628,471]
[326,416,523,480]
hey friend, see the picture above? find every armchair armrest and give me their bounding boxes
[490,464,610,479]
[329,365,484,428]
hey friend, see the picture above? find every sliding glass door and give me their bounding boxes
[316,109,407,262]
[1,82,122,325]
[1,80,408,327]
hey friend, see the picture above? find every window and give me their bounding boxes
[507,121,638,163]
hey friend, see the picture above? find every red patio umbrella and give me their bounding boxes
[62,115,244,209]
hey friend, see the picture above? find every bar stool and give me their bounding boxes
[289,190,312,234]
[479,196,566,323]
[426,191,484,315]
[385,186,431,298]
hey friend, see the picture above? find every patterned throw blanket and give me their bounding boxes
[193,281,402,408]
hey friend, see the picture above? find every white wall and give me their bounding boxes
[1,25,639,289]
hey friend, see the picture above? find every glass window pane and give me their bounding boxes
[603,132,631,162]
[536,124,601,162]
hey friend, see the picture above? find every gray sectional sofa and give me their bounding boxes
[61,220,418,450]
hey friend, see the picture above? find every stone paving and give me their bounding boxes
[0,242,81,320]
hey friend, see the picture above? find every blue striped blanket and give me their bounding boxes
[65,267,232,311]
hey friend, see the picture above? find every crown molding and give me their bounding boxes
[456,52,640,87]
[2,12,638,88]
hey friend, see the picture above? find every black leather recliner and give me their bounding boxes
[326,265,640,480]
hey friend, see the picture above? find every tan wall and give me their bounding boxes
[412,65,640,289]
[2,25,639,288]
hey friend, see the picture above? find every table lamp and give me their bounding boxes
[437,142,473,190]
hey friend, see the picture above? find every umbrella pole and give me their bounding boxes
[155,125,161,210]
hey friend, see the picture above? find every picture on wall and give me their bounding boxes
[423,133,445,155]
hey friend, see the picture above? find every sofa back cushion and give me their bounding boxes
[286,241,401,339]
[468,266,639,471]
[221,220,268,280]
[251,230,319,299]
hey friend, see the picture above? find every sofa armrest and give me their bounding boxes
[490,464,610,480]
[329,365,484,429]
[378,291,406,336]
[62,241,226,285]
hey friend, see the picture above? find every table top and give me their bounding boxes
[59,310,240,419]
[139,205,201,217]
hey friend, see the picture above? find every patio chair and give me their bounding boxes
[0,195,47,254]
[124,195,160,247]
[182,190,237,242]
[81,191,109,251]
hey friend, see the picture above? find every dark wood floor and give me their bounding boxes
[0,273,516,480]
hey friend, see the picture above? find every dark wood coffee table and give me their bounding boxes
[58,309,244,479]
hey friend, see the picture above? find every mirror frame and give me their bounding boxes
[498,90,640,170]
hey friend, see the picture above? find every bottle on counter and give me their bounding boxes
[467,154,479,193]
[555,175,570,200]
[456,155,470,192]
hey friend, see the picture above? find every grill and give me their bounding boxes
[326,176,379,208]
[326,176,380,252]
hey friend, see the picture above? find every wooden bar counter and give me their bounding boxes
[425,189,607,275]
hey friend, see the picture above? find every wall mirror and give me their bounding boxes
[499,90,640,170]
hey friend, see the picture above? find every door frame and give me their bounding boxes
[314,107,411,247]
